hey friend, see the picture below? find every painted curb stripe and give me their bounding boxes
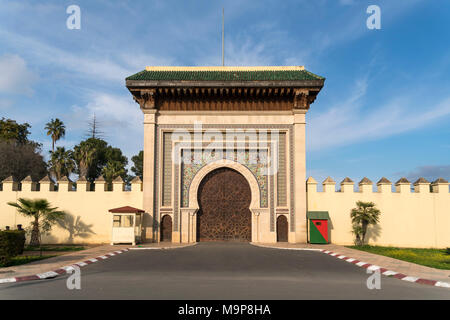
[253,244,450,289]
[435,281,450,288]
[322,250,450,289]
[402,276,419,282]
[416,279,436,285]
[0,249,130,284]
[36,271,59,279]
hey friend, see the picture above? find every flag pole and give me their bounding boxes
[222,8,225,66]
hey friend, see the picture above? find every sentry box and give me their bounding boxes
[307,211,330,244]
[108,206,144,246]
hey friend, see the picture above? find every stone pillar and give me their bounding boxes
[131,176,143,192]
[2,176,18,191]
[293,110,307,243]
[377,177,392,193]
[143,110,157,242]
[39,175,55,191]
[395,177,411,193]
[58,176,72,192]
[180,208,197,243]
[340,177,354,193]
[251,210,261,243]
[21,176,37,192]
[413,177,430,193]
[76,176,89,192]
[112,176,125,192]
[431,178,449,193]
[322,177,336,193]
[359,177,373,193]
[94,176,107,192]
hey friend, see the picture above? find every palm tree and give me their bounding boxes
[101,160,126,184]
[7,198,66,247]
[72,141,96,179]
[48,147,75,181]
[350,201,381,245]
[45,118,66,152]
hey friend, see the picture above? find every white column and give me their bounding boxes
[293,110,307,243]
[143,110,157,242]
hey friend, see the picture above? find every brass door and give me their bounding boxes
[197,168,252,241]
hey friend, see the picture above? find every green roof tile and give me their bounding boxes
[126,69,325,82]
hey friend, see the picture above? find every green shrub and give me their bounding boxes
[0,230,26,266]
[446,248,450,255]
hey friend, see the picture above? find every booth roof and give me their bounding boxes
[108,206,145,213]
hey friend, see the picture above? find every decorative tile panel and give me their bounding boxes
[180,149,268,208]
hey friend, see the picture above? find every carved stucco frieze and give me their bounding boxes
[132,89,156,109]
[293,89,317,109]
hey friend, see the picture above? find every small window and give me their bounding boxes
[122,215,133,227]
[113,215,121,227]
[113,214,134,227]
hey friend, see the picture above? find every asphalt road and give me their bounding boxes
[0,243,449,299]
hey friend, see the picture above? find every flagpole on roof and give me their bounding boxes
[222,8,225,66]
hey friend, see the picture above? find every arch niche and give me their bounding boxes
[160,214,172,242]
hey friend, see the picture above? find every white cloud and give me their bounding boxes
[0,54,38,95]
[307,81,450,151]
[0,30,169,85]
[66,92,144,160]
[224,38,273,66]
[395,165,450,182]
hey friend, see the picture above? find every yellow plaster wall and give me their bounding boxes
[307,180,450,248]
[0,181,143,244]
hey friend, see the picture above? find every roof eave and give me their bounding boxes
[125,79,325,89]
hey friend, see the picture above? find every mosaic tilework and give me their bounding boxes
[156,124,294,234]
[181,149,268,208]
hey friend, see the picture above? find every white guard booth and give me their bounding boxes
[108,206,144,245]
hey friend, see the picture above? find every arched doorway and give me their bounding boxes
[276,215,288,242]
[160,215,172,242]
[197,167,252,241]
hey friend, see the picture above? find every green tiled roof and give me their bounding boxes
[126,69,324,82]
[307,211,330,220]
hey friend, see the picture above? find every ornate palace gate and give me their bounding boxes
[197,168,252,241]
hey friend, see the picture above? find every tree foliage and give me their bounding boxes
[48,147,75,181]
[0,142,47,182]
[0,118,31,145]
[131,150,143,179]
[0,118,47,182]
[72,138,128,182]
[350,201,381,246]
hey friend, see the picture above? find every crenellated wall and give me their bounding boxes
[0,175,143,244]
[1,174,449,247]
[307,177,450,248]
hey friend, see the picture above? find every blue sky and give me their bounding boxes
[0,0,449,184]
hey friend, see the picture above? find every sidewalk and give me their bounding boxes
[0,243,193,281]
[254,243,450,284]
